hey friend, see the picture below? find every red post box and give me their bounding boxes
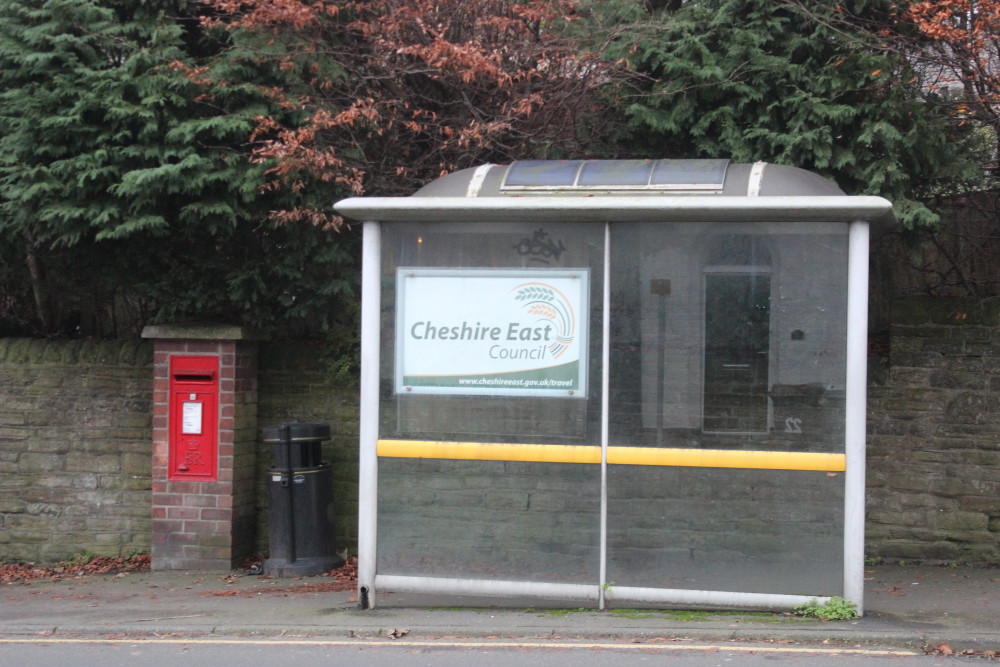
[168,355,219,481]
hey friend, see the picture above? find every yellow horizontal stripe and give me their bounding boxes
[608,446,845,472]
[378,439,601,464]
[376,439,845,472]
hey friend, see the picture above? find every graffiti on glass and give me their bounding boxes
[513,228,566,264]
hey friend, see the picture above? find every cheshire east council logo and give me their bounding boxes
[512,282,576,359]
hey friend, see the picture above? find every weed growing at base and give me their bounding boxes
[794,596,859,620]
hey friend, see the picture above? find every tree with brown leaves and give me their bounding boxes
[201,0,629,227]
[905,1,1000,165]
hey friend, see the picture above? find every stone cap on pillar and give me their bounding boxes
[141,324,263,340]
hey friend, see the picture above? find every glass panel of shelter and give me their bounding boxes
[605,221,849,597]
[379,221,605,444]
[376,221,604,583]
[375,218,850,597]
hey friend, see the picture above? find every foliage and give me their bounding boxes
[0,0,634,337]
[793,596,859,620]
[0,553,151,584]
[896,1,1000,183]
[904,0,1000,130]
[199,0,630,205]
[2,0,997,333]
[2,1,245,246]
[0,0,357,337]
[595,0,981,228]
[857,1,1000,297]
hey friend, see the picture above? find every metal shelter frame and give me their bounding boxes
[336,192,894,613]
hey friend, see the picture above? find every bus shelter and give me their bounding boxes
[335,160,894,613]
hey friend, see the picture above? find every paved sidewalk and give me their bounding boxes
[0,563,997,653]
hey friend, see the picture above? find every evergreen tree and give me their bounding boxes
[596,0,979,227]
[0,0,355,336]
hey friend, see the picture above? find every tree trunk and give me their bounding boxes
[23,231,51,332]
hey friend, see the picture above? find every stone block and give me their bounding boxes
[0,410,27,426]
[887,367,931,385]
[886,540,963,561]
[65,452,120,474]
[868,508,925,527]
[943,423,1000,437]
[926,510,988,532]
[922,339,966,355]
[906,450,952,465]
[122,452,151,477]
[104,476,151,491]
[0,545,42,562]
[893,325,956,341]
[945,392,1000,424]
[953,326,993,342]
[19,453,65,473]
[890,351,946,369]
[0,498,26,513]
[930,370,986,390]
[113,413,153,430]
[3,339,31,363]
[71,473,99,489]
[6,514,57,534]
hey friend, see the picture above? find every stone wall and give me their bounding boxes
[3,304,1000,566]
[0,338,360,565]
[867,297,1000,563]
[0,339,153,562]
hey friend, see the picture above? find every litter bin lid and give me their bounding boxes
[263,421,330,443]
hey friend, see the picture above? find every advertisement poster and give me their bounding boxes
[395,268,589,397]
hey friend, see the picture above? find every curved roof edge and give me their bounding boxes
[412,160,846,197]
[335,195,895,226]
[337,160,895,225]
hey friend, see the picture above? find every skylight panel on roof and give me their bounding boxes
[500,159,730,191]
[503,160,581,187]
[578,160,653,186]
[650,159,729,187]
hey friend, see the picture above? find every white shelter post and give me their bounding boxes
[844,219,870,614]
[599,222,611,609]
[358,220,382,609]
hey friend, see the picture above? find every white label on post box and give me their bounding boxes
[182,401,203,434]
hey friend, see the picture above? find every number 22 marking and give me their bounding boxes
[784,417,802,434]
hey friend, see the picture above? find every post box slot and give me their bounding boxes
[173,371,215,382]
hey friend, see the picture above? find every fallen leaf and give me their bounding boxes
[0,554,150,584]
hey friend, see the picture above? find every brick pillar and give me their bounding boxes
[141,325,259,571]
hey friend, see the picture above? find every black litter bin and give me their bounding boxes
[263,420,343,577]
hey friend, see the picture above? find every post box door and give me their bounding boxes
[168,355,219,481]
